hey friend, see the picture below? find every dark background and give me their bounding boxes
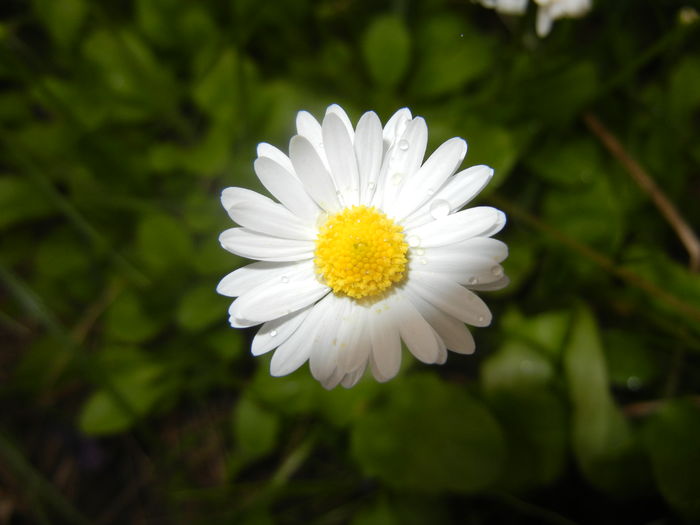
[1,1,700,523]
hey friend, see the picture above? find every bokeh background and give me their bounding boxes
[2,1,700,524]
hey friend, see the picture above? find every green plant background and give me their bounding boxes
[1,1,700,524]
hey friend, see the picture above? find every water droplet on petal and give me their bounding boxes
[468,276,479,285]
[477,315,486,323]
[415,248,425,255]
[270,329,278,337]
[391,173,404,186]
[281,275,289,283]
[398,139,409,151]
[491,265,503,277]
[429,199,450,219]
[420,258,428,265]
[367,181,376,190]
[407,235,421,247]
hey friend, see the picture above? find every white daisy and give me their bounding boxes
[477,0,592,37]
[217,105,508,389]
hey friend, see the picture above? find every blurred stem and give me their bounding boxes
[270,432,316,487]
[490,194,700,325]
[0,432,91,525]
[584,112,700,273]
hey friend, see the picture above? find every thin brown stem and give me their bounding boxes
[583,112,700,273]
[490,194,700,325]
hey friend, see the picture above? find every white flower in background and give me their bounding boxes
[217,105,508,389]
[477,0,592,37]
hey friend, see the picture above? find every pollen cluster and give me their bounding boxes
[314,206,408,299]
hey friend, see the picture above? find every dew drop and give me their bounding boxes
[407,235,421,247]
[429,199,450,219]
[367,181,376,190]
[420,258,428,265]
[468,276,479,285]
[477,315,485,323]
[398,139,409,151]
[490,265,503,277]
[415,248,425,255]
[281,275,289,283]
[270,329,278,337]
[391,173,404,186]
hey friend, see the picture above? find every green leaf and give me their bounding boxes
[526,137,603,187]
[351,499,397,525]
[488,389,568,491]
[564,306,650,495]
[603,330,660,390]
[500,308,571,359]
[79,364,166,435]
[361,15,411,89]
[0,176,54,230]
[104,290,161,343]
[410,16,494,98]
[32,0,88,48]
[136,213,193,273]
[193,49,256,119]
[669,57,700,122]
[542,172,624,252]
[481,341,554,394]
[645,400,700,521]
[177,283,227,332]
[233,396,280,460]
[351,374,505,492]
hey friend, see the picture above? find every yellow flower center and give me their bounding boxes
[314,205,408,299]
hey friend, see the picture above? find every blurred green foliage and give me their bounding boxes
[1,0,700,523]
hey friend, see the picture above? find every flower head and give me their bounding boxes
[217,105,508,389]
[477,0,592,36]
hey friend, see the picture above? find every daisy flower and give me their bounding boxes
[477,0,592,37]
[217,105,508,389]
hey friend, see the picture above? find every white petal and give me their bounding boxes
[369,302,402,381]
[217,261,310,297]
[404,287,476,354]
[441,165,494,212]
[296,110,325,159]
[410,254,506,286]
[470,275,510,291]
[230,270,328,324]
[396,291,441,364]
[408,273,492,327]
[320,368,345,390]
[309,295,347,383]
[336,302,371,373]
[228,301,260,328]
[270,295,333,376]
[341,364,366,388]
[221,187,315,240]
[382,108,412,149]
[257,142,294,173]
[354,111,383,204]
[402,165,494,230]
[407,207,506,248]
[373,117,428,212]
[219,228,314,261]
[289,135,341,213]
[325,104,355,142]
[322,112,360,206]
[254,157,320,222]
[251,306,312,356]
[393,137,467,219]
